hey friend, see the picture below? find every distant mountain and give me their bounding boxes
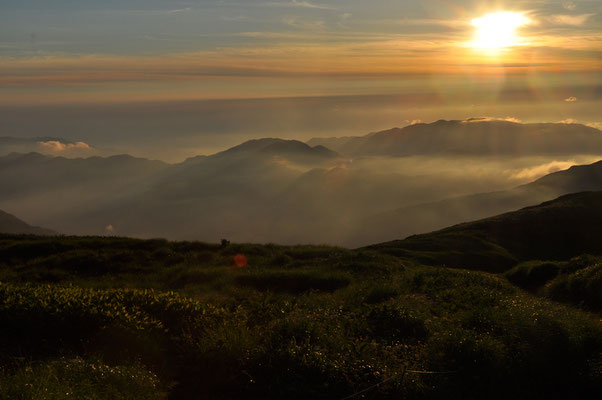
[0,152,168,200]
[214,138,339,163]
[0,209,56,235]
[368,191,602,272]
[308,119,602,156]
[0,153,169,230]
[3,133,602,247]
[349,160,602,247]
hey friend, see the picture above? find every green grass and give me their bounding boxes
[0,359,162,400]
[504,260,562,290]
[0,234,600,399]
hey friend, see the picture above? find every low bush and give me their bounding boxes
[234,270,351,293]
[504,260,561,289]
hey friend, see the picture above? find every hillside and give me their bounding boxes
[368,191,602,272]
[0,231,600,399]
[349,160,602,246]
[308,119,602,157]
[0,209,56,235]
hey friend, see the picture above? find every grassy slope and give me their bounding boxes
[368,191,602,272]
[0,234,600,399]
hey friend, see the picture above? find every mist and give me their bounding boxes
[1,121,601,247]
[2,85,601,162]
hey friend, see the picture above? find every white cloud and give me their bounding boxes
[511,160,577,181]
[282,16,325,31]
[265,1,333,10]
[546,14,594,26]
[564,96,578,102]
[37,140,93,153]
[586,122,602,131]
[463,117,522,123]
[395,18,467,28]
[167,8,192,14]
[558,118,578,124]
[562,1,577,11]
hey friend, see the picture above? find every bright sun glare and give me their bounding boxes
[471,11,531,51]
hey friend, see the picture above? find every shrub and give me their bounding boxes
[0,358,161,400]
[546,263,602,311]
[365,304,428,343]
[234,271,350,293]
[365,286,398,304]
[504,260,561,290]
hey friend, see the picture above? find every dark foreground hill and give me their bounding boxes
[0,224,600,399]
[0,209,56,235]
[369,191,602,272]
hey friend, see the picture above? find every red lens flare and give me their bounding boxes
[234,253,248,267]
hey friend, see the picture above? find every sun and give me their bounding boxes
[471,11,531,51]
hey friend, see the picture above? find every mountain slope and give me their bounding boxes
[369,191,602,272]
[214,138,339,164]
[349,160,602,246]
[0,210,56,235]
[308,119,602,157]
[0,153,170,231]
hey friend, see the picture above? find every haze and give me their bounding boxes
[1,0,601,246]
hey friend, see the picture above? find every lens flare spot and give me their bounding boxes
[234,253,248,267]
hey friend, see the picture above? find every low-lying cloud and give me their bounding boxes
[37,140,93,153]
[510,160,577,181]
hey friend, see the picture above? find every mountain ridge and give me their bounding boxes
[0,209,56,235]
[368,191,602,272]
[308,119,602,157]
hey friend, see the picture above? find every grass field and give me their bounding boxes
[0,234,600,399]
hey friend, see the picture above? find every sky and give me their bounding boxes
[1,0,601,160]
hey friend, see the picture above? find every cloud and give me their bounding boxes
[546,14,594,26]
[564,96,578,102]
[37,140,93,152]
[338,13,352,28]
[395,18,467,28]
[221,15,249,22]
[463,117,522,123]
[562,2,577,11]
[167,8,192,14]
[265,1,333,10]
[511,160,577,181]
[558,118,578,124]
[282,16,325,31]
[586,122,602,131]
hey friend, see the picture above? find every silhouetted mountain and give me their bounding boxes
[0,152,167,199]
[308,120,602,156]
[3,133,602,247]
[0,153,169,229]
[350,160,602,246]
[369,191,602,272]
[215,138,339,164]
[0,209,56,235]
